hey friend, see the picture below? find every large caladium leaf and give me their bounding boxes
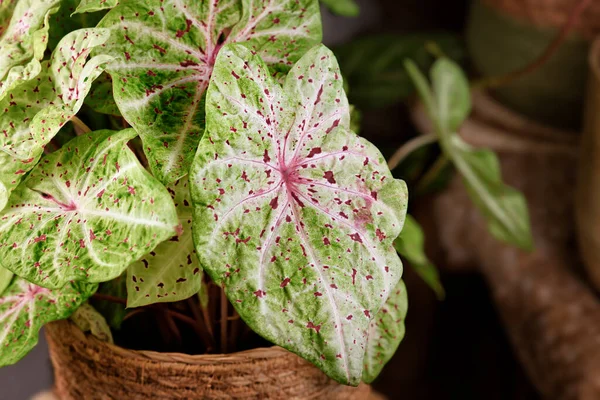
[362,279,407,383]
[0,28,113,211]
[0,277,97,367]
[127,177,202,308]
[0,0,60,99]
[190,44,407,385]
[0,129,178,289]
[95,0,322,184]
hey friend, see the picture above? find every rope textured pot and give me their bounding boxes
[46,320,372,400]
[413,93,600,400]
[466,0,600,130]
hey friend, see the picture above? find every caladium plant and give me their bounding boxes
[0,0,410,388]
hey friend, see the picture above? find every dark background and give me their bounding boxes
[1,1,538,398]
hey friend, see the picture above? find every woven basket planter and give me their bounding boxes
[45,320,372,400]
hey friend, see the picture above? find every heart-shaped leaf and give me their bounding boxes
[70,302,113,343]
[0,28,113,211]
[362,279,407,383]
[0,129,178,289]
[0,276,97,367]
[0,0,60,100]
[127,177,202,308]
[95,0,322,184]
[190,44,407,385]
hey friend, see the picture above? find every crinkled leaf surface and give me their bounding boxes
[0,0,60,99]
[0,277,97,367]
[394,214,443,299]
[0,0,18,30]
[320,0,359,17]
[0,129,178,289]
[362,279,407,383]
[127,177,202,307]
[406,58,533,251]
[0,28,113,211]
[191,44,407,385]
[0,267,13,296]
[95,0,322,184]
[70,302,113,343]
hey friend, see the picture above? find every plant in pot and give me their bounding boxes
[0,0,412,398]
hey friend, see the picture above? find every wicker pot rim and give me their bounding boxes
[46,320,372,400]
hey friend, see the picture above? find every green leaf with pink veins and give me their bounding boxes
[190,44,408,385]
[0,129,179,289]
[127,177,202,308]
[94,0,322,184]
[0,28,113,212]
[362,279,408,383]
[0,0,60,100]
[0,276,97,367]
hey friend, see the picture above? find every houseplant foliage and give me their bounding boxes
[0,0,409,387]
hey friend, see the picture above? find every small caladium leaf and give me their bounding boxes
[127,177,202,308]
[0,129,179,289]
[0,0,60,100]
[74,0,118,14]
[394,214,444,299]
[362,279,407,383]
[95,0,322,184]
[70,302,113,343]
[0,277,97,367]
[405,58,533,251]
[0,28,113,211]
[191,44,407,385]
[320,0,359,17]
[0,267,13,296]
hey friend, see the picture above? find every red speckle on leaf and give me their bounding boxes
[323,237,330,245]
[79,239,85,248]
[364,310,371,318]
[371,191,378,200]
[128,186,136,195]
[231,71,240,79]
[314,292,322,297]
[280,278,290,288]
[347,315,353,320]
[366,275,373,280]
[33,234,47,243]
[254,289,266,298]
[307,147,321,158]
[349,233,362,243]
[97,189,105,198]
[176,19,192,38]
[325,119,340,134]
[65,180,71,188]
[152,44,166,54]
[269,196,278,209]
[314,85,323,105]
[263,149,271,163]
[306,321,321,333]
[323,171,336,184]
[376,228,386,241]
[273,17,280,23]
[180,60,198,67]
[351,268,357,285]
[89,230,96,240]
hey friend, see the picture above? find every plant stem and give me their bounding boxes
[387,133,438,171]
[220,288,228,353]
[164,307,182,346]
[472,0,593,90]
[71,116,92,135]
[229,308,240,352]
[92,293,127,305]
[415,154,451,195]
[186,298,215,352]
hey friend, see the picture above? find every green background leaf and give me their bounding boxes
[394,215,444,299]
[70,302,114,343]
[320,0,359,17]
